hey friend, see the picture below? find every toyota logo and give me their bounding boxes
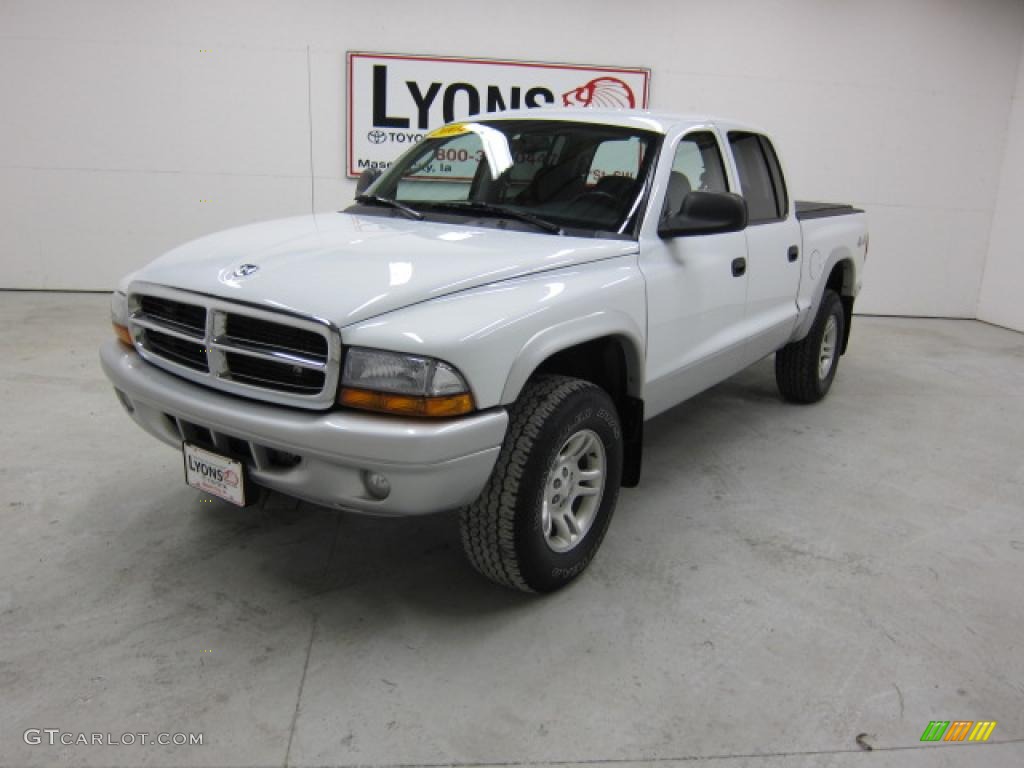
[230,263,259,279]
[367,129,387,144]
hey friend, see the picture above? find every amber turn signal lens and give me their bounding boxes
[339,387,474,418]
[113,322,132,347]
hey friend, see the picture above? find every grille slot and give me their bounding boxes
[138,296,206,336]
[224,352,326,394]
[145,329,209,371]
[224,315,328,361]
[129,288,338,409]
[227,437,255,462]
[166,414,304,472]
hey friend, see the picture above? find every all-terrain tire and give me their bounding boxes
[775,289,845,404]
[460,375,623,593]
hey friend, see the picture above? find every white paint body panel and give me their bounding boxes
[342,258,647,410]
[127,211,638,328]
[741,217,803,358]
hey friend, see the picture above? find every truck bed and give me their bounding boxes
[795,200,864,221]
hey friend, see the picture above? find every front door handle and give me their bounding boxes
[788,245,799,262]
[731,257,746,277]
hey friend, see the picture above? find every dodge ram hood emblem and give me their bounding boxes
[230,263,260,279]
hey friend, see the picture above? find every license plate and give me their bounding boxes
[183,442,248,507]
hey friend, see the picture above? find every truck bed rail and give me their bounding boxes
[795,201,864,220]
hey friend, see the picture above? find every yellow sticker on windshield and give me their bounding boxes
[428,122,470,139]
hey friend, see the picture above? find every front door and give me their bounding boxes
[639,129,750,418]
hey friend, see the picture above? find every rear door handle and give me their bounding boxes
[731,257,746,277]
[788,245,799,262]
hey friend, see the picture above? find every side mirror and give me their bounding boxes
[658,191,748,238]
[355,168,382,197]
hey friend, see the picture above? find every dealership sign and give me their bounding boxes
[346,52,651,177]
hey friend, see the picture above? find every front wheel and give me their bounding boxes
[775,289,845,404]
[460,375,623,592]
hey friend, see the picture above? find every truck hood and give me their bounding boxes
[131,213,638,327]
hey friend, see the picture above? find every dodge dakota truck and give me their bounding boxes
[101,108,867,592]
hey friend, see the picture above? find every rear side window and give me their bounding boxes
[759,136,788,215]
[728,132,787,223]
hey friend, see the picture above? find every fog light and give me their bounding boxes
[363,470,391,500]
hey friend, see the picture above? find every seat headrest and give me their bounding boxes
[665,171,692,216]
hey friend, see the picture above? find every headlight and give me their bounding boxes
[111,291,128,324]
[111,291,132,346]
[338,348,475,417]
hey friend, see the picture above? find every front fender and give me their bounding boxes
[500,312,644,404]
[340,257,647,410]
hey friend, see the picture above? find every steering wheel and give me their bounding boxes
[568,190,621,207]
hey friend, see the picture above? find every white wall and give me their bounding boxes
[978,38,1024,332]
[1,0,1023,320]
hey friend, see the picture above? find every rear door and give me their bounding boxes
[727,132,802,359]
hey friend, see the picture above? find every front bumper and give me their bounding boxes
[100,340,507,515]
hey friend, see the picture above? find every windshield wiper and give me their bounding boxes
[423,201,564,235]
[355,194,424,221]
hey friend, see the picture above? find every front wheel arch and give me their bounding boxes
[500,318,645,405]
[510,334,645,488]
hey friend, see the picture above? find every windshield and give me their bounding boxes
[362,120,661,237]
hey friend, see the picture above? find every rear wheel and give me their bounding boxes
[460,375,623,592]
[775,289,845,404]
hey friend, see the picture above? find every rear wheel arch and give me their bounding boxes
[824,258,856,354]
[776,289,845,404]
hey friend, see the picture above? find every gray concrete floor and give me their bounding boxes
[1,292,1023,768]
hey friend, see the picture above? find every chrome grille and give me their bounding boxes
[146,329,209,372]
[224,352,325,394]
[224,314,328,360]
[138,295,205,335]
[127,284,340,410]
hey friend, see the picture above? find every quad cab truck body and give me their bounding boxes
[102,108,867,592]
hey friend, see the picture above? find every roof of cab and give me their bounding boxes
[474,107,764,136]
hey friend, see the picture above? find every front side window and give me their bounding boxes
[663,131,729,217]
[364,120,661,237]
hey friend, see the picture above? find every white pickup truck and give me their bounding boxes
[101,108,866,592]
